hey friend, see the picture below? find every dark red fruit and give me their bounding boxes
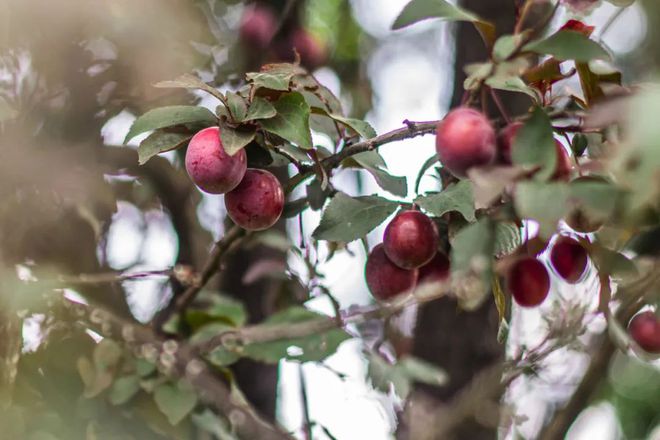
[383,210,439,269]
[418,252,450,283]
[628,311,660,353]
[185,127,247,194]
[224,169,284,231]
[365,244,418,301]
[239,5,277,49]
[290,29,327,69]
[550,236,588,283]
[435,107,496,178]
[507,257,550,307]
[497,122,572,180]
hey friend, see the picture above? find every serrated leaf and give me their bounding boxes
[312,193,399,242]
[243,307,350,363]
[310,107,377,139]
[225,92,248,122]
[154,73,226,102]
[524,30,609,62]
[154,383,198,426]
[220,124,256,156]
[392,0,495,46]
[245,97,277,121]
[414,180,475,222]
[109,375,141,406]
[247,63,302,91]
[512,106,556,180]
[514,181,569,237]
[353,151,408,197]
[138,131,192,165]
[125,106,216,143]
[259,92,312,149]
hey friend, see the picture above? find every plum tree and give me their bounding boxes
[383,210,439,269]
[185,127,247,194]
[507,257,551,307]
[435,107,496,177]
[550,236,588,283]
[225,168,284,231]
[628,311,660,354]
[365,244,418,301]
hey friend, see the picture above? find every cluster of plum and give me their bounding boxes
[185,127,284,231]
[365,106,660,354]
[239,4,327,69]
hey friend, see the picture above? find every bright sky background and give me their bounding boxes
[95,1,652,439]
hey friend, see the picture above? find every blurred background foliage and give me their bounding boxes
[0,0,658,439]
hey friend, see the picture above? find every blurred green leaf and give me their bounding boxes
[414,180,475,222]
[353,151,408,197]
[260,92,313,149]
[243,307,350,363]
[153,383,198,426]
[492,34,523,62]
[109,375,141,406]
[153,73,226,102]
[137,131,192,165]
[311,107,376,139]
[367,353,446,399]
[124,106,216,143]
[512,106,557,180]
[514,181,569,237]
[93,340,122,371]
[524,30,609,62]
[192,410,238,440]
[312,193,399,242]
[450,217,494,274]
[392,0,495,46]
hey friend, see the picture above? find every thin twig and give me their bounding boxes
[56,268,174,285]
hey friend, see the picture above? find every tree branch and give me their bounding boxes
[65,298,293,440]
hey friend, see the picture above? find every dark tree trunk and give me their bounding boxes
[399,1,532,439]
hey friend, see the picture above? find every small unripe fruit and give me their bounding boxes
[507,257,550,307]
[435,107,496,178]
[365,244,418,301]
[497,122,572,180]
[418,252,450,283]
[239,5,277,49]
[225,169,284,231]
[550,236,588,283]
[628,311,660,353]
[185,127,247,194]
[383,210,439,269]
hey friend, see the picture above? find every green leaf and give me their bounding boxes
[246,63,302,91]
[492,34,523,62]
[367,354,446,399]
[415,154,439,194]
[512,106,556,180]
[243,307,350,363]
[245,97,277,121]
[310,107,377,139]
[353,151,408,197]
[93,339,122,371]
[392,0,495,46]
[259,92,313,149]
[154,73,226,102]
[125,106,216,143]
[109,375,141,406]
[398,356,448,387]
[192,410,238,440]
[312,193,399,242]
[514,181,569,237]
[494,222,522,257]
[524,30,609,62]
[136,359,157,377]
[186,293,248,329]
[154,383,198,426]
[450,217,494,274]
[485,74,539,101]
[225,92,248,122]
[190,323,240,367]
[414,180,475,222]
[137,131,192,165]
[220,124,256,156]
